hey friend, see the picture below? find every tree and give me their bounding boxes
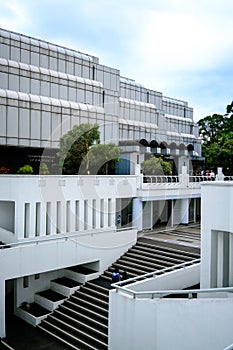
[141,157,172,175]
[197,102,233,174]
[88,143,121,175]
[57,123,100,174]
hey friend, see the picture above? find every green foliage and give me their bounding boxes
[17,164,33,174]
[198,102,233,174]
[88,143,121,175]
[57,123,100,174]
[39,163,50,175]
[141,157,172,175]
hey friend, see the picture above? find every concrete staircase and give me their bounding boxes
[38,237,200,349]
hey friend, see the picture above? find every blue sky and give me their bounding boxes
[0,0,233,121]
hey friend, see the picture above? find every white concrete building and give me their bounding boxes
[1,28,231,349]
[0,28,203,176]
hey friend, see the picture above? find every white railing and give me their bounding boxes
[143,175,179,184]
[0,226,137,250]
[189,175,233,182]
[112,258,201,298]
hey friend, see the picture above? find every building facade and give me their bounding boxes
[0,28,203,175]
[0,28,209,347]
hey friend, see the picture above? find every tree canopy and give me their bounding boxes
[197,102,233,174]
[57,123,100,174]
[141,157,172,176]
[57,123,121,175]
[88,143,121,175]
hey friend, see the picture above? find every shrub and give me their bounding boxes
[17,165,33,174]
[39,163,50,175]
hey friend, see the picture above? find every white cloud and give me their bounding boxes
[136,11,233,73]
[0,1,30,32]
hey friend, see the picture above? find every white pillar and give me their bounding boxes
[193,198,197,223]
[181,198,189,225]
[132,198,143,231]
[217,232,224,287]
[229,234,233,286]
[0,279,5,338]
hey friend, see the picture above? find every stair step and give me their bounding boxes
[121,253,175,268]
[67,265,98,275]
[111,262,148,275]
[35,289,66,302]
[80,285,109,300]
[136,240,199,258]
[132,245,191,263]
[49,313,108,340]
[75,290,109,307]
[39,320,107,350]
[70,295,109,313]
[41,317,108,349]
[116,257,161,272]
[64,299,108,324]
[126,250,182,266]
[52,277,82,288]
[56,307,108,332]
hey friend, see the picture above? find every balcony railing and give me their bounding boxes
[189,175,233,182]
[143,175,179,184]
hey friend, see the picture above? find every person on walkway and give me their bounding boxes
[112,267,121,283]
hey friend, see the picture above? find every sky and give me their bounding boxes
[0,0,233,122]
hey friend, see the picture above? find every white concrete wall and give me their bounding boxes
[200,182,233,289]
[0,175,138,242]
[109,292,233,350]
[127,263,200,293]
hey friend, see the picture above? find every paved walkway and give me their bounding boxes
[141,223,201,248]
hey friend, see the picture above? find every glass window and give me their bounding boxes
[10,46,20,61]
[9,74,19,91]
[7,106,18,137]
[0,72,8,89]
[31,51,39,66]
[19,108,30,138]
[31,110,41,139]
[21,49,30,63]
[20,76,30,93]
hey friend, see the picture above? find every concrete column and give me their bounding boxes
[217,232,224,287]
[193,198,196,223]
[181,198,189,225]
[170,200,174,227]
[132,198,143,231]
[15,202,25,239]
[79,200,85,231]
[229,234,233,286]
[0,279,5,338]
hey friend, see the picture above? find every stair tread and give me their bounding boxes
[36,289,66,301]
[52,277,82,288]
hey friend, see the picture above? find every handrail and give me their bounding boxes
[112,258,200,291]
[114,285,233,300]
[0,226,137,250]
[223,343,233,350]
[0,340,15,349]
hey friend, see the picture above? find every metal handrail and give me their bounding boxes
[0,226,137,250]
[114,285,233,300]
[112,258,200,292]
